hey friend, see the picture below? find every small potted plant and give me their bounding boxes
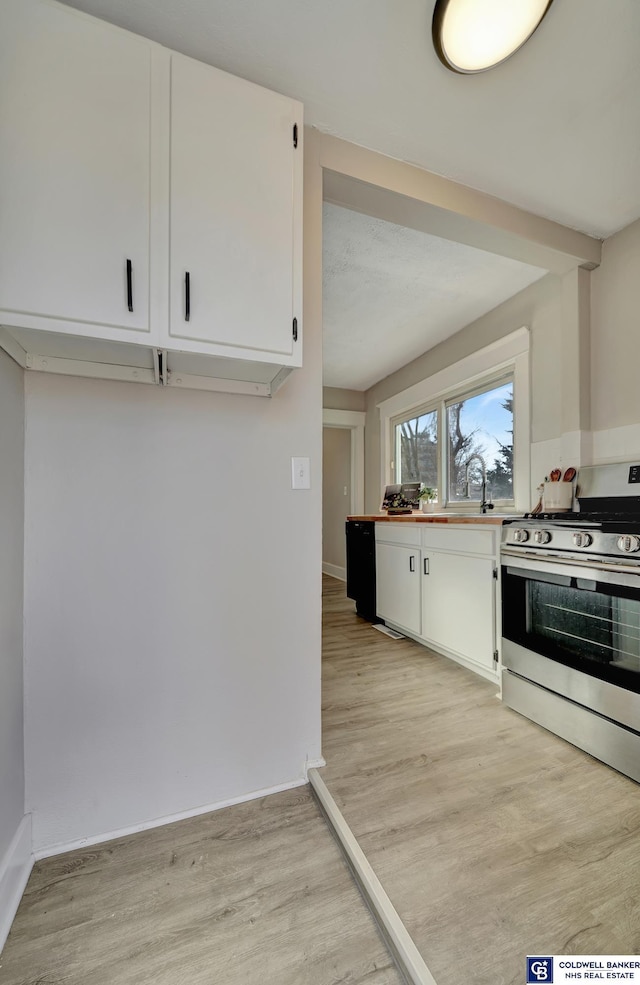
[419,486,437,513]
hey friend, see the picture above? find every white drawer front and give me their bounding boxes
[375,522,421,547]
[421,525,496,556]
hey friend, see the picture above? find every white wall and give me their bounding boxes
[359,212,640,510]
[0,349,25,852]
[0,348,27,939]
[591,217,640,436]
[24,362,322,853]
[322,387,366,413]
[363,274,563,512]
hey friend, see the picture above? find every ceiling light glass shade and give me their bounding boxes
[432,0,553,74]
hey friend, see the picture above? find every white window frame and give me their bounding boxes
[392,371,515,510]
[378,328,530,514]
[392,404,440,493]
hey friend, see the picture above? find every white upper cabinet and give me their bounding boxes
[0,0,303,392]
[167,53,302,365]
[0,0,155,341]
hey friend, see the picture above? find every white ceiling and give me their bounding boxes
[322,203,546,390]
[59,0,640,390]
[61,0,640,239]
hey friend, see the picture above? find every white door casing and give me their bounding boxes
[322,409,365,516]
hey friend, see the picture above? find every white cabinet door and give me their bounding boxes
[168,53,302,364]
[0,0,153,340]
[422,551,496,671]
[376,543,421,636]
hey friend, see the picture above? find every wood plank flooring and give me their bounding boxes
[0,786,403,985]
[320,575,640,985]
[5,577,639,985]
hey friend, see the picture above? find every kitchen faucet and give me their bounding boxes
[464,453,494,514]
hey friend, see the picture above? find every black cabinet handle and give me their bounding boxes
[185,271,190,322]
[423,557,429,575]
[126,259,133,312]
[409,555,416,572]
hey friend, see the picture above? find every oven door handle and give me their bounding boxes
[504,566,572,588]
[501,549,640,590]
[504,566,598,592]
[575,578,597,592]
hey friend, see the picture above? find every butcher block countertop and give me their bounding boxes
[347,512,516,525]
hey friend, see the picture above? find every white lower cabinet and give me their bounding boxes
[421,550,497,674]
[375,522,499,680]
[375,542,422,637]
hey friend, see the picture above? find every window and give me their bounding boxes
[393,376,514,508]
[396,408,438,488]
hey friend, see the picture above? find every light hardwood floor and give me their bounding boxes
[320,575,640,985]
[5,578,639,985]
[0,786,403,985]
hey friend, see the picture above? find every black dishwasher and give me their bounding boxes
[345,520,379,622]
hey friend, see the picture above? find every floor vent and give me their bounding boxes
[372,624,404,640]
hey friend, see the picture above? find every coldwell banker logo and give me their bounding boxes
[527,957,554,983]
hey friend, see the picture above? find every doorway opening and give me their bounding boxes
[322,410,365,582]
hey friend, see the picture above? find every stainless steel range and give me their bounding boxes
[501,462,640,783]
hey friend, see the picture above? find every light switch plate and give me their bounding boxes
[291,456,311,489]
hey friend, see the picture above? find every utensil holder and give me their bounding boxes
[543,481,573,512]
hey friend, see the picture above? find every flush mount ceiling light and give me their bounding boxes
[432,0,554,74]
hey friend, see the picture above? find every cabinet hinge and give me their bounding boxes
[493,650,499,666]
[293,123,298,148]
[493,567,498,580]
[292,317,298,342]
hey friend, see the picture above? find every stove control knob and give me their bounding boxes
[513,528,529,543]
[617,535,640,554]
[572,532,593,549]
[533,529,552,545]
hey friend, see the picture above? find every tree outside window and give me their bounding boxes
[397,409,438,489]
[447,382,513,502]
[394,378,514,507]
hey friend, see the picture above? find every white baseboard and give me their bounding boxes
[322,562,346,581]
[0,815,33,954]
[33,776,309,861]
[305,757,326,774]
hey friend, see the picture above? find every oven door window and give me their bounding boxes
[502,566,640,693]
